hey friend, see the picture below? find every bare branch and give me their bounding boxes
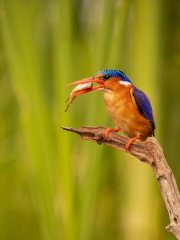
[62,126,180,239]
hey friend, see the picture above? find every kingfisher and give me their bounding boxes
[68,69,155,150]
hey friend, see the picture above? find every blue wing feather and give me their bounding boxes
[133,87,155,134]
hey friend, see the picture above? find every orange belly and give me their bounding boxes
[104,88,153,140]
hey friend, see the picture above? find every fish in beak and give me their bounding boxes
[68,77,104,88]
[65,77,104,112]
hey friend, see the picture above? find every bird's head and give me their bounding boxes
[69,69,132,94]
[94,69,132,90]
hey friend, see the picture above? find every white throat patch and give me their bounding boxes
[119,80,132,86]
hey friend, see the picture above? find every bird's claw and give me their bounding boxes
[125,135,141,151]
[103,127,120,139]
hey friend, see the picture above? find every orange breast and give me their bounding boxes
[103,86,153,140]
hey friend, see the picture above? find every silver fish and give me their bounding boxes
[65,82,93,112]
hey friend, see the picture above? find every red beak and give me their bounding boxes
[68,76,104,96]
[68,76,104,86]
[65,76,104,111]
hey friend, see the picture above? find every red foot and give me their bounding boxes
[125,135,140,151]
[104,127,120,139]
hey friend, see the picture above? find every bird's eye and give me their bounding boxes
[103,75,110,80]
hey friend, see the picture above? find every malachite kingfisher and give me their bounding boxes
[67,69,155,150]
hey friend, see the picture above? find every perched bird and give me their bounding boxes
[69,69,155,150]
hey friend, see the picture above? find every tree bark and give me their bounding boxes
[62,126,180,239]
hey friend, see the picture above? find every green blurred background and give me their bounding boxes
[1,0,180,239]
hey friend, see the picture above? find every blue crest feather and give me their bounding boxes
[96,69,131,83]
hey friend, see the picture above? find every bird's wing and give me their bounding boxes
[132,87,156,132]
